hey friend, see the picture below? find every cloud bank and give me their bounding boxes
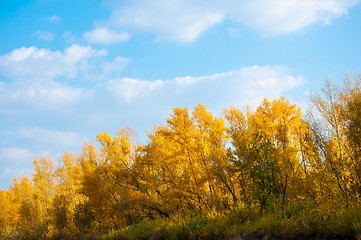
[0,45,306,189]
[106,65,305,109]
[0,60,306,137]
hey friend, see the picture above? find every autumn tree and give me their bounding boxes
[141,103,235,213]
[78,142,109,229]
[53,151,85,235]
[307,73,361,205]
[225,97,306,208]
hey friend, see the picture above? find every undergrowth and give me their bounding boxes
[104,203,361,240]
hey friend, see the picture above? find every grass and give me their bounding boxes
[6,203,360,239]
[104,203,361,240]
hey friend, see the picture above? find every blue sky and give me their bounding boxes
[1,0,361,189]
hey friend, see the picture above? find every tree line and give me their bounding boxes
[1,74,361,239]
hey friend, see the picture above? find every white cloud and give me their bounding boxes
[0,45,128,79]
[0,128,81,155]
[107,77,164,101]
[102,0,359,41]
[227,27,240,37]
[101,56,130,74]
[9,127,81,147]
[33,30,55,41]
[84,27,130,44]
[0,64,305,133]
[0,148,33,163]
[105,0,223,42]
[49,15,61,23]
[63,31,77,43]
[105,65,305,109]
[0,78,88,105]
[0,149,33,189]
[231,0,359,36]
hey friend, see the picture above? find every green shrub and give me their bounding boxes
[105,203,361,240]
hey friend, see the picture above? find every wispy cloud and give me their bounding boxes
[106,77,164,102]
[101,56,131,74]
[0,78,88,107]
[84,27,130,45]
[232,0,360,36]
[32,30,55,41]
[7,128,81,147]
[105,65,306,110]
[63,31,77,43]
[0,62,306,140]
[101,0,359,42]
[0,45,129,79]
[104,0,223,42]
[0,148,33,163]
[227,27,240,37]
[49,15,61,24]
